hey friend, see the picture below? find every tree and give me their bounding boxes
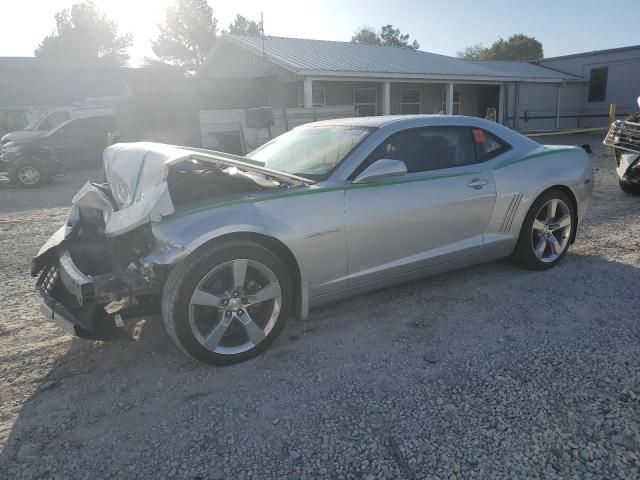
[456,43,486,60]
[227,14,262,35]
[350,26,381,46]
[379,25,419,49]
[152,0,218,70]
[485,34,543,61]
[35,1,132,64]
[457,34,543,61]
[351,25,419,49]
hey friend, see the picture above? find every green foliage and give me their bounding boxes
[227,14,262,35]
[35,1,132,65]
[456,43,486,60]
[379,25,420,49]
[457,34,543,61]
[351,26,382,46]
[152,0,218,70]
[351,25,419,49]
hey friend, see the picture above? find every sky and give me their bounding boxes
[1,0,639,63]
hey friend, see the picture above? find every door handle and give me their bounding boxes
[468,178,489,189]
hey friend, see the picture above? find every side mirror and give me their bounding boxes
[352,159,407,184]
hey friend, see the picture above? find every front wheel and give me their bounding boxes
[10,158,49,188]
[619,179,640,195]
[513,190,576,271]
[161,240,293,365]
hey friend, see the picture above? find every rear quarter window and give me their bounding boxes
[472,128,511,161]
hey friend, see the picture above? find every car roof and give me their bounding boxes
[306,114,539,150]
[307,114,496,129]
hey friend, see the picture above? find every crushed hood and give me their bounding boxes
[81,142,313,237]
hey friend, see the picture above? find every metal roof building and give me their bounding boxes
[201,35,579,83]
[198,35,640,131]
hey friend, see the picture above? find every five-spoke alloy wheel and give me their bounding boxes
[514,189,576,270]
[188,259,282,355]
[531,198,572,263]
[162,240,292,365]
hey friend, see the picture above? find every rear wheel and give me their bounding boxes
[161,240,292,365]
[619,179,640,195]
[10,158,49,188]
[513,189,576,271]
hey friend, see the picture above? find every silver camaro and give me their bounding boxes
[32,115,593,365]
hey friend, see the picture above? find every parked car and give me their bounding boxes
[603,97,640,195]
[0,115,116,187]
[32,115,593,365]
[1,102,116,146]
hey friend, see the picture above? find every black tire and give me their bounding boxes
[513,189,576,271]
[161,239,293,365]
[9,157,49,188]
[619,179,640,195]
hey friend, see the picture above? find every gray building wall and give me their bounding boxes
[536,47,640,128]
[200,41,298,82]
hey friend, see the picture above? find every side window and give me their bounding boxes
[66,117,114,137]
[471,128,511,161]
[58,120,82,136]
[92,116,117,134]
[366,127,478,174]
[41,111,70,130]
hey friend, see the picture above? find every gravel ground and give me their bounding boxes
[1,134,639,479]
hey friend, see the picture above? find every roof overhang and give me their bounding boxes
[298,70,583,84]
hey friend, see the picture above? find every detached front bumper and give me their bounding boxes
[32,223,162,340]
[34,247,126,340]
[39,291,84,336]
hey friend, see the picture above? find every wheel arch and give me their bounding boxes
[535,184,579,243]
[8,155,51,185]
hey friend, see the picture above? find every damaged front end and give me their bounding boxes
[32,142,311,340]
[603,116,640,184]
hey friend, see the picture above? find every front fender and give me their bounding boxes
[145,203,296,265]
[17,146,57,161]
[144,205,310,320]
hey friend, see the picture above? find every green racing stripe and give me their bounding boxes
[169,147,578,220]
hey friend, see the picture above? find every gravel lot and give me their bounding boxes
[1,134,639,479]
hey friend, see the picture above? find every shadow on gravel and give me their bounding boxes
[2,252,639,478]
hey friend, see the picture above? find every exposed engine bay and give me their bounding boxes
[31,143,312,339]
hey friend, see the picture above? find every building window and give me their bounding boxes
[354,88,377,116]
[588,67,608,103]
[400,89,421,114]
[441,88,461,114]
[297,86,326,107]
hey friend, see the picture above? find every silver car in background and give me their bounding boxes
[32,115,593,365]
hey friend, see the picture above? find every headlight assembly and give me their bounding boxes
[111,180,132,208]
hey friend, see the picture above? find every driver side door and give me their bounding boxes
[345,126,497,287]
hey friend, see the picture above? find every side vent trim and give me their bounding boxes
[500,193,523,233]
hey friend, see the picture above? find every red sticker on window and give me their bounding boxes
[472,129,485,143]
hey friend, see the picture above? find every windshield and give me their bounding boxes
[246,126,373,179]
[24,113,46,131]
